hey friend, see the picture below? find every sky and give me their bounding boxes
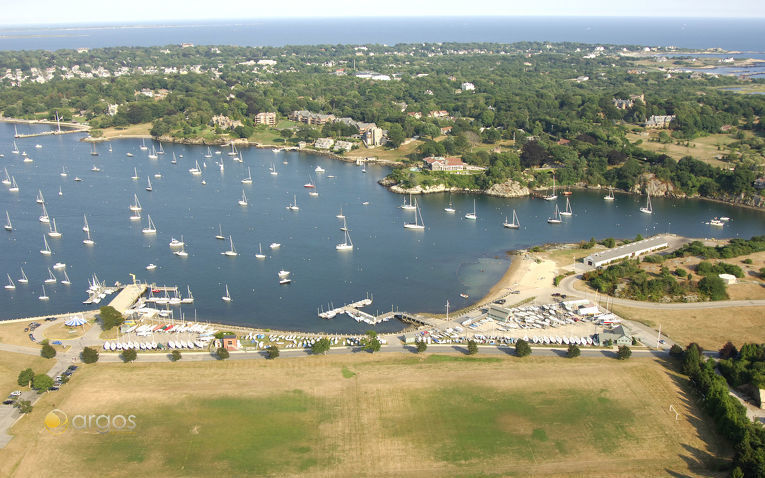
[1,0,764,26]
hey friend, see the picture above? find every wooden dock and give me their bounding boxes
[108,284,148,314]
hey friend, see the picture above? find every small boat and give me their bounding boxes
[215,224,225,240]
[11,141,19,154]
[2,168,11,185]
[309,188,318,197]
[362,201,369,205]
[154,173,162,179]
[204,147,213,158]
[287,194,299,211]
[58,186,63,196]
[189,161,202,175]
[39,285,49,301]
[464,199,477,220]
[108,144,112,152]
[5,274,15,290]
[90,143,99,156]
[83,228,95,245]
[559,197,573,217]
[241,167,252,184]
[255,243,266,259]
[48,218,62,238]
[18,268,28,284]
[444,194,455,213]
[146,177,153,192]
[60,166,68,178]
[82,214,90,232]
[8,176,19,192]
[157,143,165,155]
[126,152,134,157]
[147,145,158,160]
[227,143,238,156]
[315,165,325,173]
[336,208,345,219]
[222,284,232,302]
[39,204,50,223]
[278,270,290,278]
[91,164,102,172]
[460,293,469,299]
[238,190,248,207]
[169,236,185,248]
[640,192,653,214]
[139,138,148,151]
[36,189,45,204]
[61,270,71,285]
[130,194,142,212]
[404,199,425,230]
[44,268,57,284]
[222,236,238,256]
[40,236,52,255]
[503,209,520,229]
[269,242,281,249]
[146,263,157,271]
[400,193,416,210]
[201,179,206,185]
[74,176,82,182]
[547,204,562,224]
[4,211,12,232]
[604,187,615,201]
[279,278,292,285]
[720,216,730,222]
[142,215,157,234]
[173,242,188,257]
[708,218,724,227]
[303,177,315,188]
[336,227,353,251]
[35,144,42,149]
[543,175,558,201]
[272,148,281,153]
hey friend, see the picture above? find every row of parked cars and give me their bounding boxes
[2,365,78,404]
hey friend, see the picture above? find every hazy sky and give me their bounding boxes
[2,0,764,26]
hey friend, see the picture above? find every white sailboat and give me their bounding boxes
[222,284,232,302]
[547,204,562,224]
[204,146,213,158]
[90,143,99,156]
[336,208,345,219]
[139,138,148,151]
[270,162,278,176]
[18,268,28,284]
[543,175,558,201]
[444,194,455,213]
[146,177,153,192]
[58,186,63,196]
[400,193,416,210]
[90,164,101,172]
[503,209,520,229]
[45,268,57,284]
[60,166,68,178]
[238,190,248,207]
[340,216,348,232]
[604,187,615,201]
[336,226,353,251]
[464,199,477,220]
[9,176,19,193]
[130,210,141,221]
[255,243,266,259]
[171,152,177,164]
[130,194,142,212]
[39,284,49,301]
[61,270,71,285]
[640,192,653,214]
[215,224,225,240]
[41,236,52,255]
[173,240,188,257]
[11,141,19,154]
[142,215,157,234]
[2,168,10,185]
[287,194,299,211]
[48,218,62,238]
[157,142,165,155]
[83,228,95,245]
[131,167,139,180]
[560,197,573,217]
[169,236,185,248]
[404,199,425,230]
[189,160,202,175]
[4,211,12,231]
[227,143,237,156]
[82,214,90,232]
[222,236,238,256]
[241,167,252,184]
[147,145,158,160]
[39,203,50,223]
[5,274,15,290]
[36,189,45,204]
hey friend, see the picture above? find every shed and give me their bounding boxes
[718,273,737,285]
[222,334,239,351]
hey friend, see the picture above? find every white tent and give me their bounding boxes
[65,315,87,327]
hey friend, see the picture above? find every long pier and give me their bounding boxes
[108,283,148,314]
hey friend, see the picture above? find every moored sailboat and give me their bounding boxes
[404,199,425,230]
[503,209,520,229]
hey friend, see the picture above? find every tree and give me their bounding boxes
[81,347,99,364]
[515,339,531,357]
[15,400,33,414]
[416,340,427,353]
[41,341,56,359]
[719,341,738,360]
[216,347,230,360]
[567,344,581,358]
[520,141,548,168]
[669,344,684,357]
[99,306,124,330]
[467,339,478,355]
[32,373,54,392]
[386,124,405,148]
[17,368,35,387]
[121,349,137,363]
[311,338,331,355]
[170,350,182,362]
[617,345,632,360]
[698,276,728,301]
[266,345,280,360]
[362,331,381,353]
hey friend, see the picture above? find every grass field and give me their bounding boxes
[612,305,765,351]
[0,322,39,348]
[626,131,736,167]
[0,354,730,477]
[0,350,51,399]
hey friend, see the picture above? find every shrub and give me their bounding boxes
[15,400,33,414]
[698,276,729,301]
[642,255,664,263]
[515,339,531,357]
[719,341,738,360]
[170,350,182,362]
[81,347,99,364]
[416,340,427,353]
[467,340,478,355]
[742,258,753,265]
[311,338,331,355]
[41,341,56,359]
[617,345,632,360]
[266,345,280,359]
[17,368,34,387]
[99,306,124,330]
[32,373,54,392]
[216,347,230,360]
[567,344,581,358]
[669,344,684,357]
[121,349,137,363]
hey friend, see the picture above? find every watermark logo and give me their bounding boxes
[44,409,68,434]
[44,410,136,434]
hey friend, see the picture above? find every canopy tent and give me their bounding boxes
[65,315,87,327]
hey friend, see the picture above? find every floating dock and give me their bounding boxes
[108,283,148,314]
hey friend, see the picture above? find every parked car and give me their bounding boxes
[9,391,21,397]
[67,365,78,372]
[2,399,15,405]
[48,386,59,392]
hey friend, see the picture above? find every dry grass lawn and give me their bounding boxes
[626,131,736,167]
[613,305,765,350]
[0,350,51,398]
[0,322,40,348]
[98,123,152,139]
[0,354,731,477]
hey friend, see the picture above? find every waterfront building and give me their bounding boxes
[583,236,669,268]
[254,112,277,126]
[363,128,384,147]
[597,325,632,346]
[314,137,335,149]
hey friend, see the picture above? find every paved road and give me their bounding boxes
[558,274,765,310]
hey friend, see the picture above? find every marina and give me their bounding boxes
[1,122,764,333]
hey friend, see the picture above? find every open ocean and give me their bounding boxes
[0,17,764,51]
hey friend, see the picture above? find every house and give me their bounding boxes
[363,128,384,147]
[487,304,513,323]
[754,177,765,190]
[461,82,475,91]
[598,325,632,346]
[440,126,452,135]
[289,110,335,125]
[257,59,277,66]
[211,115,243,130]
[612,98,634,110]
[253,112,277,126]
[423,156,484,173]
[335,140,354,152]
[221,334,239,351]
[428,110,449,118]
[584,236,669,268]
[557,138,570,145]
[644,115,675,129]
[314,138,335,150]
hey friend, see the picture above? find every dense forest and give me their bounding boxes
[0,42,763,201]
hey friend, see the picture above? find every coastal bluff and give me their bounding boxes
[379,177,530,197]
